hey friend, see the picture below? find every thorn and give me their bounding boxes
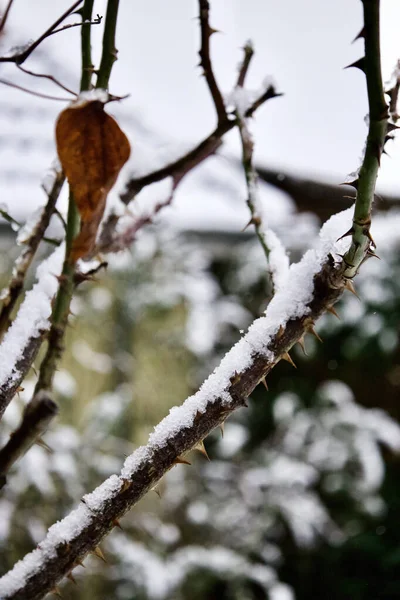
[281,352,297,368]
[208,26,220,35]
[74,560,85,569]
[194,410,203,423]
[50,587,62,598]
[67,572,77,585]
[16,386,24,393]
[297,336,307,355]
[229,371,241,385]
[352,26,365,42]
[384,134,395,145]
[194,440,210,460]
[387,122,400,134]
[91,546,107,563]
[31,364,38,376]
[113,519,123,530]
[344,57,366,73]
[308,325,322,343]
[36,437,53,453]
[276,325,285,339]
[261,376,269,391]
[219,421,225,437]
[340,179,359,190]
[336,227,354,242]
[327,305,340,319]
[174,456,191,466]
[344,279,360,299]
[366,248,381,260]
[120,478,131,493]
[365,229,376,248]
[242,216,261,232]
[152,486,162,498]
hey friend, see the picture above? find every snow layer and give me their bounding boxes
[0,244,64,392]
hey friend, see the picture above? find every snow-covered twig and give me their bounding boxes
[0,169,65,339]
[231,42,289,295]
[0,209,354,599]
[0,245,65,421]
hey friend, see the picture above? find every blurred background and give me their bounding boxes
[0,1,400,599]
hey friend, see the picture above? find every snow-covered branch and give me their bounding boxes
[0,209,355,599]
[0,245,65,421]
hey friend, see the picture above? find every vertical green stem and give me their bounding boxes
[343,0,388,278]
[34,0,96,394]
[96,0,120,90]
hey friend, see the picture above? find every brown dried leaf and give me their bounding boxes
[56,99,130,261]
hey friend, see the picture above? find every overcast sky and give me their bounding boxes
[3,1,400,227]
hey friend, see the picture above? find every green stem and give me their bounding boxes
[34,0,95,394]
[96,0,120,90]
[343,0,388,278]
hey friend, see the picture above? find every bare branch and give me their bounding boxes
[198,0,226,124]
[0,78,72,101]
[0,248,349,598]
[49,13,102,37]
[0,0,83,64]
[120,85,280,205]
[16,64,77,97]
[0,0,15,36]
[0,391,58,490]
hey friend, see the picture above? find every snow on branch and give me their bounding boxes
[0,209,354,599]
[0,245,65,421]
[230,44,289,294]
[0,169,65,339]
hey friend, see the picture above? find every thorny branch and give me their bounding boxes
[342,0,388,278]
[198,0,227,124]
[120,86,280,206]
[0,392,58,490]
[0,258,349,600]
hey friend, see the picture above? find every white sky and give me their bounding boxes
[2,0,400,225]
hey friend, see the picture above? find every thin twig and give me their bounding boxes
[0,0,83,64]
[0,171,65,339]
[96,0,119,90]
[0,78,72,101]
[50,13,102,37]
[342,0,388,278]
[198,0,227,124]
[0,0,15,37]
[17,64,77,97]
[0,391,58,490]
[236,41,254,87]
[235,44,278,293]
